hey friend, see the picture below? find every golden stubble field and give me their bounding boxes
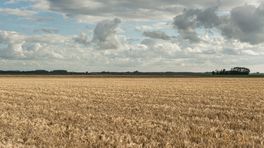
[0,76,263,147]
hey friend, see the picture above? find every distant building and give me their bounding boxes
[212,67,250,75]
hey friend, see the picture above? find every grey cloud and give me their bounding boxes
[143,31,171,40]
[92,18,125,50]
[173,8,219,42]
[231,5,261,33]
[220,4,264,44]
[34,28,59,34]
[41,0,260,20]
[196,7,220,28]
[178,30,201,43]
[74,18,125,50]
[173,3,264,44]
[173,9,198,31]
[93,18,121,42]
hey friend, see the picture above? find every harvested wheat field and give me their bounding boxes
[0,76,263,147]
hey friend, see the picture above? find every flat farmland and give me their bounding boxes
[0,77,263,147]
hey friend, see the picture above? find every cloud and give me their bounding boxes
[32,0,50,10]
[0,8,36,17]
[31,0,258,21]
[220,4,264,44]
[34,28,59,34]
[0,31,26,58]
[0,30,65,59]
[173,10,198,42]
[143,31,171,40]
[3,0,262,21]
[1,0,264,72]
[33,0,259,22]
[172,3,264,44]
[196,7,220,28]
[173,7,220,42]
[90,18,127,50]
[74,32,91,45]
[74,18,126,50]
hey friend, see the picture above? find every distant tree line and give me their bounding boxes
[212,67,250,75]
[0,70,209,76]
[0,68,256,76]
[0,70,83,75]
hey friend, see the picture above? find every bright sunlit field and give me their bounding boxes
[0,77,263,147]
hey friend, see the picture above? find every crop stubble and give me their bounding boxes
[0,77,263,147]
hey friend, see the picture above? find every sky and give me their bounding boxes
[0,0,264,72]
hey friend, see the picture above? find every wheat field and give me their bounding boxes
[0,77,263,147]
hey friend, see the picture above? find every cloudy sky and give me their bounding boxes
[0,0,264,72]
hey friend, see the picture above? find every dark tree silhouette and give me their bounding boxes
[212,67,250,75]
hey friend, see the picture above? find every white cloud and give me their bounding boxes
[0,8,36,17]
[0,30,67,59]
[32,0,50,10]
[74,32,91,45]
